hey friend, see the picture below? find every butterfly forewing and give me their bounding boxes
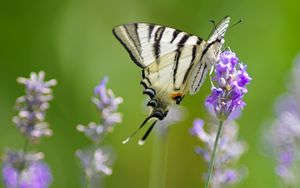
[207,16,230,43]
[113,23,203,68]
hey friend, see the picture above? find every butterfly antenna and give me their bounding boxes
[228,18,243,30]
[210,18,222,38]
[122,115,156,144]
[138,120,157,145]
[209,19,217,30]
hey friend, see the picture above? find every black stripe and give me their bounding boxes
[191,41,216,85]
[182,46,197,84]
[154,27,165,59]
[191,62,204,88]
[193,40,218,87]
[154,27,165,41]
[200,41,216,62]
[141,69,151,87]
[133,23,141,51]
[196,64,207,88]
[124,25,140,53]
[140,81,148,89]
[172,50,181,89]
[196,37,202,45]
[113,27,143,68]
[142,69,146,78]
[172,35,192,88]
[148,25,154,42]
[145,77,151,85]
[178,34,190,47]
[170,30,180,43]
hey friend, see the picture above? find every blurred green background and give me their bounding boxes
[1,0,300,187]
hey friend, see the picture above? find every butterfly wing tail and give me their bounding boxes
[122,108,167,144]
[138,120,157,145]
[122,115,154,144]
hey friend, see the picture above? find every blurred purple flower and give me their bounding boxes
[76,76,121,186]
[191,119,247,188]
[13,71,56,142]
[77,122,105,144]
[92,76,123,131]
[266,95,300,186]
[2,150,52,188]
[265,54,300,186]
[78,77,123,143]
[76,148,112,179]
[205,51,251,120]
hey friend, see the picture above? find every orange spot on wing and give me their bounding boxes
[170,92,183,100]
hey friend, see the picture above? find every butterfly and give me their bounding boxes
[113,16,231,144]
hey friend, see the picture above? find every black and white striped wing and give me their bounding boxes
[141,44,204,106]
[113,23,203,68]
[189,16,230,95]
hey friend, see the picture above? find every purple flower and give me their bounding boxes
[2,150,52,188]
[92,76,123,131]
[76,148,113,179]
[191,119,247,187]
[78,77,123,143]
[264,54,300,186]
[266,95,300,186]
[76,77,121,186]
[13,71,56,142]
[206,51,251,120]
[77,122,105,144]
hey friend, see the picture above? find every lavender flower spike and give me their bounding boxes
[76,148,112,178]
[191,119,247,188]
[2,150,52,188]
[92,76,123,132]
[262,54,300,187]
[206,51,251,120]
[76,76,122,186]
[77,77,123,143]
[13,71,57,141]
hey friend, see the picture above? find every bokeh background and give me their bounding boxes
[1,0,300,187]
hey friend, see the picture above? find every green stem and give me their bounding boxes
[17,139,30,188]
[86,176,91,188]
[149,132,169,188]
[204,121,224,188]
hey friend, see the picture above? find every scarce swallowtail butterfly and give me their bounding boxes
[113,16,230,145]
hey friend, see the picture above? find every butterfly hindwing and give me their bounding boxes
[142,44,205,103]
[189,16,231,94]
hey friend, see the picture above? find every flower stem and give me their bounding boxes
[17,139,30,188]
[149,132,169,188]
[204,121,224,188]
